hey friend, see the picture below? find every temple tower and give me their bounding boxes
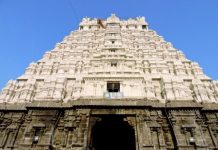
[0,14,218,150]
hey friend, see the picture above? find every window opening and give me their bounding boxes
[142,25,147,29]
[111,62,117,67]
[107,82,120,92]
[111,49,116,52]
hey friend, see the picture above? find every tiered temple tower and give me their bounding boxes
[0,14,217,150]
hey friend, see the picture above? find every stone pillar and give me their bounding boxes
[136,114,153,150]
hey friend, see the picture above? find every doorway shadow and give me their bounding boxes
[91,115,136,150]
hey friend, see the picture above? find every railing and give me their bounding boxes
[103,92,124,99]
[105,45,122,49]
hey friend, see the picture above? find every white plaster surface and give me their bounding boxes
[0,14,217,103]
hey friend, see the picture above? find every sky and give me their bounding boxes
[0,0,218,89]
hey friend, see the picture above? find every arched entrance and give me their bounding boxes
[90,115,136,150]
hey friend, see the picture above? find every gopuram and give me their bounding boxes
[0,14,218,150]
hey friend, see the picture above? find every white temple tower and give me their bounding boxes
[0,14,217,150]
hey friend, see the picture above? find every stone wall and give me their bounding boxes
[0,101,217,150]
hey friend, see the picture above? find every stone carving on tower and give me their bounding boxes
[0,14,217,104]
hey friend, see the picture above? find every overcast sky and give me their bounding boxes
[0,0,218,89]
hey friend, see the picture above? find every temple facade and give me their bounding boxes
[0,14,217,150]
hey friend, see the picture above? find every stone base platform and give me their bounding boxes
[0,100,217,150]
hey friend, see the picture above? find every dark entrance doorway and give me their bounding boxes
[90,115,136,150]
